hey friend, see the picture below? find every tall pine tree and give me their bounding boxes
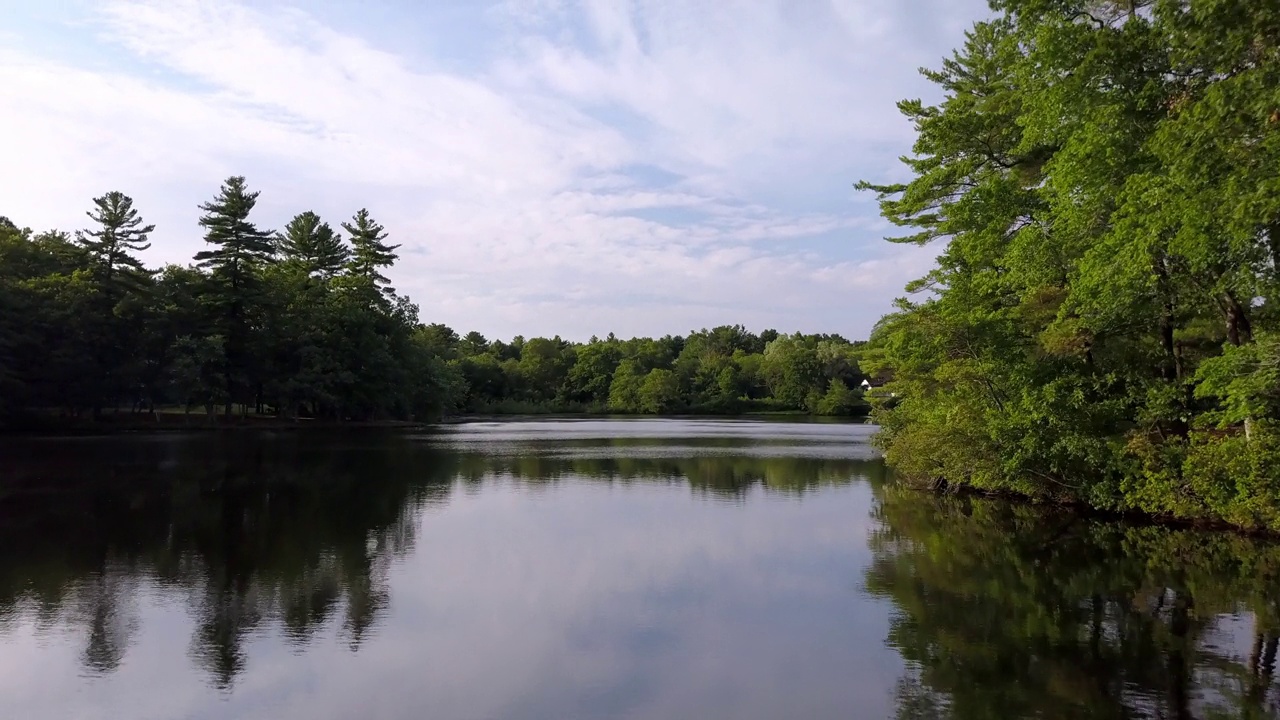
[76,191,155,293]
[343,209,400,295]
[279,211,349,278]
[75,192,157,413]
[196,177,275,285]
[195,176,275,417]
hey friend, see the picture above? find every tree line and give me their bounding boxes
[0,184,871,426]
[419,324,870,415]
[859,0,1280,529]
[0,178,452,425]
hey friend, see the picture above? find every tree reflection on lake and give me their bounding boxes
[0,421,1278,719]
[0,424,876,696]
[867,485,1280,719]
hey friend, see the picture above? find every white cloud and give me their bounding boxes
[0,0,987,340]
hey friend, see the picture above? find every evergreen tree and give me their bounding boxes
[460,331,489,356]
[1,182,465,426]
[279,211,348,278]
[194,176,275,416]
[342,209,399,295]
[74,192,157,413]
[195,177,275,284]
[76,191,154,292]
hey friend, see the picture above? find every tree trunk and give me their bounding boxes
[1160,306,1178,382]
[1224,291,1253,347]
[1268,223,1280,282]
[1155,256,1179,379]
[1221,292,1256,441]
[1155,256,1188,438]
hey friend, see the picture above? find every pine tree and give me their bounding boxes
[194,176,275,417]
[342,209,400,294]
[195,177,275,285]
[279,211,349,278]
[76,191,155,292]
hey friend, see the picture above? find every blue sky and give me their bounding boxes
[0,0,990,341]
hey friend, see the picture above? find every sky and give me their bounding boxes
[0,0,990,342]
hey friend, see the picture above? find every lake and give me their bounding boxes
[1,418,1278,719]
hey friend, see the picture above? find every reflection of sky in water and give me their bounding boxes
[451,443,881,461]
[0,484,896,720]
[427,419,881,460]
[427,418,877,443]
[2,421,1276,720]
[0,422,899,720]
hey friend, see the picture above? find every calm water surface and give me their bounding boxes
[1,419,1279,719]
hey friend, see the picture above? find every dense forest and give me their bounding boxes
[423,324,869,415]
[0,182,869,427]
[0,179,453,425]
[859,0,1280,529]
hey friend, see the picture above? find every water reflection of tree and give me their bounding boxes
[450,451,883,500]
[0,433,458,689]
[866,485,1280,719]
[0,432,874,689]
[79,566,139,674]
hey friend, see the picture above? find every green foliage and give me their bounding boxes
[1196,333,1280,428]
[516,337,573,403]
[435,324,869,416]
[278,211,349,278]
[459,331,488,357]
[195,176,275,285]
[608,358,647,412]
[0,180,460,426]
[762,334,827,409]
[2,188,867,425]
[343,208,399,296]
[638,368,680,413]
[76,191,154,293]
[816,379,867,416]
[565,341,621,406]
[861,0,1280,530]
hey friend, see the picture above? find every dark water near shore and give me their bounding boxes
[1,419,1279,719]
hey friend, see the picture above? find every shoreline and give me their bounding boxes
[897,479,1280,540]
[4,414,1273,537]
[1,411,871,435]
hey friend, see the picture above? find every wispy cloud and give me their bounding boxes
[0,0,986,339]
